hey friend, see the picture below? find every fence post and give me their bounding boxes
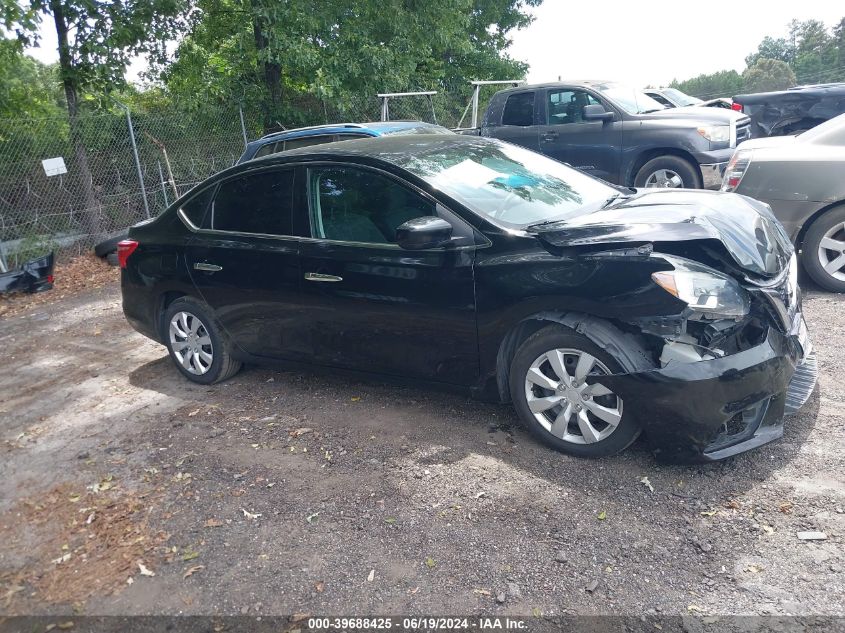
[116,101,150,219]
[158,161,169,207]
[239,107,249,149]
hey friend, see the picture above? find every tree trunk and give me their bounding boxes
[252,8,282,133]
[50,0,101,236]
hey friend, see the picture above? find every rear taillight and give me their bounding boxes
[47,274,54,284]
[117,240,139,269]
[731,102,742,112]
[721,149,752,192]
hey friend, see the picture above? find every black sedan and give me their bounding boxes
[118,135,816,463]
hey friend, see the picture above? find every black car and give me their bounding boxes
[118,135,816,463]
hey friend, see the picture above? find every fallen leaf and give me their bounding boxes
[367,569,375,582]
[351,397,361,402]
[724,499,741,510]
[315,581,325,593]
[700,509,718,517]
[138,561,155,577]
[779,502,793,514]
[473,589,491,596]
[183,565,204,578]
[531,608,541,617]
[597,511,607,521]
[289,427,313,438]
[187,409,200,417]
[204,519,224,528]
[182,551,200,562]
[242,509,262,520]
[640,476,654,493]
[384,517,396,524]
[57,623,74,630]
[744,564,764,573]
[425,557,436,569]
[68,493,81,503]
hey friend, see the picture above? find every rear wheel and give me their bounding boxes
[163,297,242,384]
[801,205,845,293]
[634,155,701,189]
[509,325,641,458]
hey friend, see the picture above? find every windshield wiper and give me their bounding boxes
[599,192,632,209]
[639,108,664,114]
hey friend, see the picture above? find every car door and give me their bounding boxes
[488,91,540,151]
[537,87,624,183]
[183,166,310,360]
[295,163,479,385]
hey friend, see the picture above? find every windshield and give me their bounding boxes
[394,139,617,227]
[662,88,702,106]
[797,112,845,146]
[594,83,667,114]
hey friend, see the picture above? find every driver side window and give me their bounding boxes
[547,89,601,125]
[308,167,435,244]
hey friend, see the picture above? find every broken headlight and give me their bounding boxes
[652,258,749,318]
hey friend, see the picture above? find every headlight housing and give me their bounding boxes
[697,125,730,143]
[652,258,749,318]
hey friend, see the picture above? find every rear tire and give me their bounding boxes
[634,155,701,189]
[163,297,242,384]
[801,205,845,293]
[509,324,642,458]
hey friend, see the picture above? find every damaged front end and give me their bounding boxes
[531,190,817,463]
[0,252,55,295]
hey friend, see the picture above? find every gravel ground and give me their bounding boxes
[0,276,843,618]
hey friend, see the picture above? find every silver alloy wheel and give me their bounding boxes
[644,169,684,188]
[817,221,845,282]
[524,348,623,445]
[169,311,213,375]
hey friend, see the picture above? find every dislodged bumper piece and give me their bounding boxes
[0,252,55,295]
[588,323,814,464]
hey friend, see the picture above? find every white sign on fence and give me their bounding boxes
[41,156,68,177]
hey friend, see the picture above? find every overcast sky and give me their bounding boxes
[24,1,845,88]
[509,1,844,87]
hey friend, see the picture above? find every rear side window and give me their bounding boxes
[211,169,295,236]
[181,187,214,229]
[254,142,280,158]
[284,135,336,150]
[502,92,535,126]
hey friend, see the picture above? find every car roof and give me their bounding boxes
[492,80,618,95]
[255,120,443,142]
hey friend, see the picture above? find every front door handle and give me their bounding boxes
[194,262,223,272]
[305,272,342,282]
[541,131,559,142]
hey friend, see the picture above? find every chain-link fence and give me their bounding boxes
[0,87,496,269]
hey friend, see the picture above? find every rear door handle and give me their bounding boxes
[305,272,342,282]
[194,262,223,272]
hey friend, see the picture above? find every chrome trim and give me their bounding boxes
[305,272,343,282]
[193,262,222,272]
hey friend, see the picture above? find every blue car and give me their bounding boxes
[237,121,452,164]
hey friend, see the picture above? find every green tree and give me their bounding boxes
[669,70,743,99]
[742,58,797,92]
[159,0,540,131]
[745,36,794,67]
[0,38,63,119]
[2,0,187,233]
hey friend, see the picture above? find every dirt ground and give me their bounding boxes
[0,260,843,619]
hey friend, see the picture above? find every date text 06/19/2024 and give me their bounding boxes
[306,617,528,630]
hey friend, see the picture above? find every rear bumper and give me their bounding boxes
[589,318,815,464]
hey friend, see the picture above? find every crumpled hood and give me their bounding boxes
[529,189,793,278]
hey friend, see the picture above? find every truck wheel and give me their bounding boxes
[801,205,845,293]
[509,324,642,458]
[634,156,701,189]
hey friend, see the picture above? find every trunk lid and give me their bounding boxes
[528,189,793,279]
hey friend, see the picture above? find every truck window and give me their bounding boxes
[547,90,601,125]
[502,92,535,126]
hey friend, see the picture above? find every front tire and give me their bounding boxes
[509,325,641,458]
[163,297,242,384]
[801,205,845,293]
[634,155,701,189]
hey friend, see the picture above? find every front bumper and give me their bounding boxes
[589,317,815,464]
[699,161,728,189]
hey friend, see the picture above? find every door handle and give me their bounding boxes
[305,272,342,282]
[541,131,559,142]
[194,262,223,272]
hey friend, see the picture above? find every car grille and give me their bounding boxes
[736,119,752,145]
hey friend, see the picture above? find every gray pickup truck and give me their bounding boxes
[465,80,751,189]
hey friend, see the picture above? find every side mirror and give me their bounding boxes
[583,104,615,122]
[396,216,453,250]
